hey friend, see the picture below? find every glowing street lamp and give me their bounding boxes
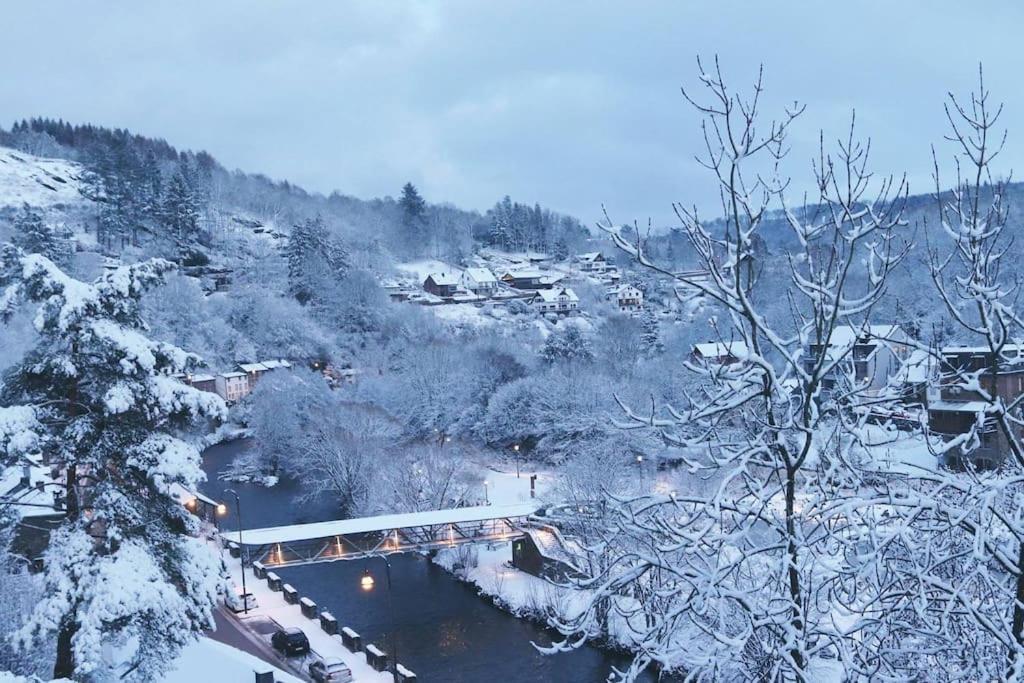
[636,455,644,492]
[223,488,249,614]
[513,443,521,479]
[359,559,398,677]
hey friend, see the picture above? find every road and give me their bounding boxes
[208,607,312,682]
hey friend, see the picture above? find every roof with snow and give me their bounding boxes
[238,362,268,373]
[220,371,247,379]
[235,503,539,546]
[425,272,459,286]
[503,268,544,279]
[535,287,578,303]
[577,251,604,262]
[189,373,216,383]
[827,324,903,347]
[462,267,497,283]
[929,400,991,413]
[261,359,292,370]
[943,344,1024,354]
[693,341,748,358]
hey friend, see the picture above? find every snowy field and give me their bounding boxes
[0,147,85,209]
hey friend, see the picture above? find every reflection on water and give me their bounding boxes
[201,439,655,683]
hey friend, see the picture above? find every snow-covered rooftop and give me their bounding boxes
[534,287,578,303]
[463,267,497,283]
[929,400,990,413]
[425,271,459,286]
[827,324,902,347]
[693,341,748,358]
[236,503,539,546]
[238,362,268,373]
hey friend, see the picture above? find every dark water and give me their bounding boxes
[201,439,655,683]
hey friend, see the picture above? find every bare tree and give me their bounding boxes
[548,57,910,681]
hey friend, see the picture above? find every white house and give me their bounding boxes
[608,284,643,312]
[237,358,293,387]
[531,287,579,315]
[576,251,611,273]
[215,372,250,402]
[460,267,499,295]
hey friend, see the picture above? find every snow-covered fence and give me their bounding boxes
[299,596,317,618]
[340,626,362,653]
[396,663,418,682]
[319,611,338,635]
[365,643,388,672]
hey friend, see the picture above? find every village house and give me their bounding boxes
[185,373,217,394]
[531,287,579,315]
[460,267,499,296]
[238,358,293,387]
[806,324,909,398]
[501,269,548,290]
[691,340,748,366]
[215,371,250,403]
[423,272,459,297]
[576,251,611,273]
[928,344,1024,469]
[608,284,643,312]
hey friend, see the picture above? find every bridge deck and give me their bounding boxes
[236,503,538,545]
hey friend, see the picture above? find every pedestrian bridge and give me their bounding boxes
[234,503,539,567]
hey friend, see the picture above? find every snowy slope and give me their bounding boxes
[0,146,86,209]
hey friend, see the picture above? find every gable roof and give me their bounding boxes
[463,267,497,283]
[693,341,748,359]
[237,362,268,373]
[425,272,458,286]
[535,287,579,303]
[578,252,604,262]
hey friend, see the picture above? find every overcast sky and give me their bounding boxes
[3,2,1023,226]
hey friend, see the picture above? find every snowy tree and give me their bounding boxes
[161,170,199,244]
[10,205,60,263]
[0,247,226,681]
[539,324,593,365]
[549,60,912,680]
[638,308,663,356]
[286,214,348,305]
[398,182,427,240]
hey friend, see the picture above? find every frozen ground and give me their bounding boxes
[162,636,302,683]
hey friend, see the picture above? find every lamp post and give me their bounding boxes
[223,488,248,614]
[361,557,399,680]
[636,455,644,492]
[483,480,490,505]
[513,443,521,479]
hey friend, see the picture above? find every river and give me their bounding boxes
[201,438,656,682]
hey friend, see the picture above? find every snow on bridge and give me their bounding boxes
[235,503,540,567]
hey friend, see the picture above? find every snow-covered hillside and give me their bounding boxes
[0,147,86,209]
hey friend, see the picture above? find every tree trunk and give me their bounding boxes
[53,619,77,680]
[1007,543,1024,677]
[785,470,806,679]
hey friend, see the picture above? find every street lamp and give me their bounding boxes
[513,443,521,479]
[636,455,644,492]
[360,558,399,679]
[483,480,490,505]
[223,488,249,614]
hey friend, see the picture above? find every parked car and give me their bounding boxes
[271,627,310,657]
[309,658,354,682]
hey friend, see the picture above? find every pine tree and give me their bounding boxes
[398,182,426,238]
[161,171,199,244]
[286,215,348,305]
[0,248,226,681]
[10,204,60,262]
[639,307,663,356]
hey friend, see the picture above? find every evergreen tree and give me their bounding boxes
[539,324,594,364]
[286,215,348,305]
[10,204,60,262]
[0,248,226,681]
[553,236,570,261]
[161,171,199,244]
[639,307,663,356]
[398,182,426,237]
